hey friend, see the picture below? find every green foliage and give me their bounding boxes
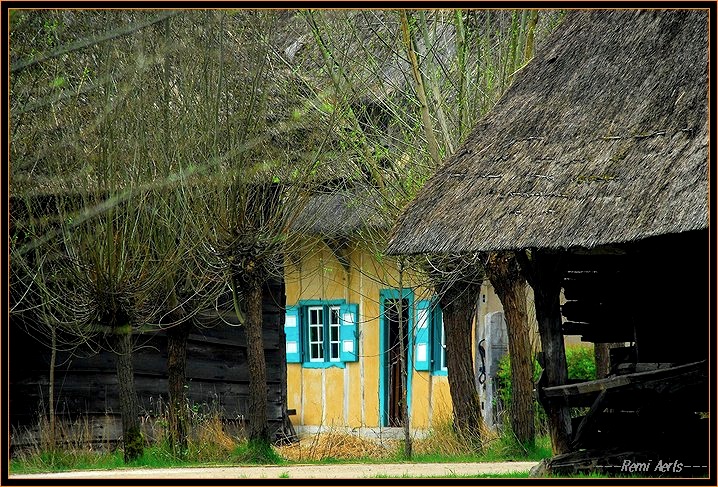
[481,430,551,462]
[564,345,597,381]
[51,76,65,88]
[495,345,597,432]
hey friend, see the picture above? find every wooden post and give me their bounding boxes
[518,249,572,454]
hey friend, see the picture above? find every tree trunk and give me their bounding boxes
[114,325,143,463]
[439,280,483,448]
[397,261,412,458]
[519,250,571,454]
[245,278,269,443]
[167,320,191,457]
[485,251,535,446]
[400,10,442,166]
[523,10,539,62]
[48,325,57,451]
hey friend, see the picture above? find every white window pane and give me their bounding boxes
[417,343,427,362]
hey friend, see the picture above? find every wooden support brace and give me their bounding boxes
[518,249,572,454]
[571,389,608,449]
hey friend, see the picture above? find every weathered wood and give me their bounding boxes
[484,251,535,445]
[518,249,571,454]
[594,343,623,378]
[561,300,609,322]
[561,321,634,343]
[10,277,294,444]
[542,360,707,407]
[570,389,608,449]
[614,362,676,374]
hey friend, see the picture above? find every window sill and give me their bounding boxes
[301,361,346,369]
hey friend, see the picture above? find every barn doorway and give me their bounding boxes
[382,297,409,427]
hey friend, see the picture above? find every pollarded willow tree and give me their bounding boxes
[182,10,351,452]
[11,8,359,461]
[10,10,231,461]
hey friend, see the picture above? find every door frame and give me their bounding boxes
[378,288,414,427]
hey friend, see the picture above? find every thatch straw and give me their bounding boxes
[290,188,390,238]
[387,10,708,255]
[277,431,396,461]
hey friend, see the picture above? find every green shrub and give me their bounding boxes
[495,345,597,432]
[564,345,596,381]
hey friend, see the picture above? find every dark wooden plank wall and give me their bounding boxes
[560,229,708,364]
[10,277,293,444]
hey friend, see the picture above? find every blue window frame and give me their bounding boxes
[431,305,447,375]
[284,300,359,367]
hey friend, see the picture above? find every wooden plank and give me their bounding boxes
[542,360,707,407]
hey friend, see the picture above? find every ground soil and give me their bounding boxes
[10,461,538,479]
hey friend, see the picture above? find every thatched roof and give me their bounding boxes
[290,187,389,239]
[386,9,708,255]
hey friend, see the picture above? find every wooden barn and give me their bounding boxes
[386,9,709,475]
[10,290,296,449]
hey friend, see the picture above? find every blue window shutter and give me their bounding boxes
[339,303,359,362]
[285,305,301,363]
[415,300,431,371]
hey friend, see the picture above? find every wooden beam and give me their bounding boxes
[571,389,608,449]
[542,360,707,407]
[562,321,634,343]
[518,249,572,454]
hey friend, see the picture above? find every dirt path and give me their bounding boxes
[11,461,537,479]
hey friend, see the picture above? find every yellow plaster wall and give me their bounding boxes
[323,366,345,425]
[410,371,432,429]
[285,242,457,431]
[359,260,381,427]
[286,364,302,414]
[347,363,362,427]
[430,376,453,426]
[301,368,323,425]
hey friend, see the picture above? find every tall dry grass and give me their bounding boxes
[277,428,397,462]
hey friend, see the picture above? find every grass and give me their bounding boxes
[373,471,532,479]
[10,413,551,476]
